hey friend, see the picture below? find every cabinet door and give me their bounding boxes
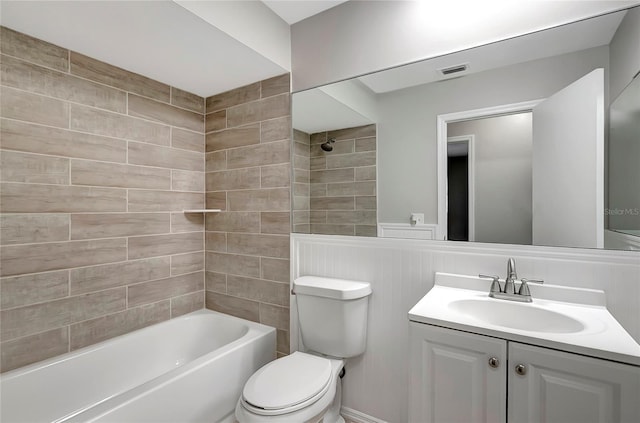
[508,342,640,423]
[409,323,507,423]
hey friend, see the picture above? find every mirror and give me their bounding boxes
[292,6,640,250]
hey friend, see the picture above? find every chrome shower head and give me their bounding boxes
[321,138,336,152]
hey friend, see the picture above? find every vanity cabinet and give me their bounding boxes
[409,322,640,423]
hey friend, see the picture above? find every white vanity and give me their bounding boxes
[408,272,640,423]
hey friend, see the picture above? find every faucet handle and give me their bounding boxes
[479,274,502,294]
[518,278,544,296]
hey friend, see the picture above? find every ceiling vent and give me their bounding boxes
[439,63,469,76]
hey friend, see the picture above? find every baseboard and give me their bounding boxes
[341,407,388,423]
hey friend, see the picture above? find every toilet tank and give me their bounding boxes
[293,276,372,358]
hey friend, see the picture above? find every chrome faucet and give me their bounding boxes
[479,258,544,302]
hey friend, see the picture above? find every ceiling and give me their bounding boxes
[263,0,348,24]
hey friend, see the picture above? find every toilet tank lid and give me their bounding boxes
[293,276,372,300]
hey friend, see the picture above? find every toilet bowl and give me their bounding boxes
[235,276,371,423]
[235,352,344,423]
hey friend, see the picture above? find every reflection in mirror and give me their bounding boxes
[608,73,640,246]
[292,6,639,250]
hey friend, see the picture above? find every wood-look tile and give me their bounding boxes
[0,288,125,341]
[70,52,170,102]
[70,213,170,240]
[172,170,204,192]
[355,225,377,237]
[70,105,170,146]
[1,150,69,185]
[128,94,203,132]
[261,74,290,98]
[294,140,310,157]
[1,27,68,71]
[355,136,376,152]
[171,252,205,276]
[293,211,310,225]
[0,238,127,277]
[355,166,376,181]
[261,212,290,235]
[1,54,126,113]
[294,182,310,197]
[355,196,377,210]
[0,214,69,245]
[205,272,226,293]
[327,181,376,196]
[205,151,227,172]
[171,87,204,113]
[128,141,204,172]
[70,301,170,351]
[293,224,310,233]
[128,232,203,260]
[1,183,126,213]
[325,210,377,225]
[205,110,226,133]
[205,212,260,233]
[309,210,328,223]
[70,257,170,295]
[276,329,289,354]
[261,163,290,188]
[260,258,290,283]
[310,132,327,144]
[0,119,127,163]
[294,168,310,183]
[292,195,310,211]
[327,124,376,141]
[127,271,203,307]
[0,270,69,310]
[1,327,68,373]
[226,140,289,169]
[227,275,288,306]
[171,291,204,317]
[310,168,355,184]
[227,188,290,212]
[310,183,326,197]
[326,151,376,169]
[227,233,289,259]
[205,232,227,252]
[226,93,290,128]
[71,160,171,189]
[261,116,291,143]
[206,167,260,191]
[206,82,260,113]
[310,196,355,211]
[205,292,259,323]
[171,212,204,233]
[205,252,260,278]
[206,191,227,211]
[171,128,204,153]
[1,86,68,128]
[128,190,203,212]
[294,129,310,144]
[310,224,355,236]
[205,124,259,152]
[259,303,289,331]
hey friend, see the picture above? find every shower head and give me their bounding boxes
[321,138,336,152]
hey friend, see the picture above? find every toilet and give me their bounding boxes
[235,276,372,423]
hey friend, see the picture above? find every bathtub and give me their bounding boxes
[0,309,276,423]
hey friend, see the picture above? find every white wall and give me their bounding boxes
[377,46,609,225]
[448,114,533,245]
[290,0,635,91]
[291,234,640,422]
[610,6,640,101]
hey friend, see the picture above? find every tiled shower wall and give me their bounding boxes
[203,76,292,356]
[0,27,206,372]
[307,124,377,236]
[292,129,311,233]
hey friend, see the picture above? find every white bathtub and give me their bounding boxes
[0,309,276,423]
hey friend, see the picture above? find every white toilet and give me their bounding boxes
[235,276,372,423]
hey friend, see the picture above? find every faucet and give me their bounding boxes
[479,258,544,302]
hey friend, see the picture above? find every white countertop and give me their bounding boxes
[408,272,640,366]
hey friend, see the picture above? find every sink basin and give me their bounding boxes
[448,299,585,333]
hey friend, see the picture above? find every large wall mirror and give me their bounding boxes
[292,6,640,251]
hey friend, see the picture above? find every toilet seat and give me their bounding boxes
[241,352,332,416]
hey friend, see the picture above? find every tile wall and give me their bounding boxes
[203,76,292,356]
[295,124,377,236]
[0,27,206,372]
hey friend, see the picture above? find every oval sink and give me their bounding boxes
[448,299,585,333]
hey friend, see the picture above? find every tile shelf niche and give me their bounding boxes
[183,209,222,213]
